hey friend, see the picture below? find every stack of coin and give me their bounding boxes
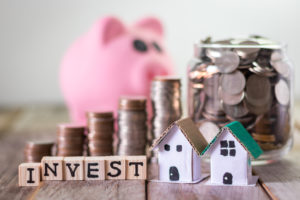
[56,124,85,156]
[117,96,147,155]
[188,36,292,151]
[87,111,114,156]
[151,76,182,140]
[24,141,54,162]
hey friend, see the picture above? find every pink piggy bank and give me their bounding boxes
[60,16,174,123]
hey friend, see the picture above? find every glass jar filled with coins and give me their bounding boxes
[188,36,293,162]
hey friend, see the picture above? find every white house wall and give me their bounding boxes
[158,125,193,182]
[210,130,248,185]
[192,149,201,181]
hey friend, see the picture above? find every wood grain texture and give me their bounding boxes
[147,163,270,200]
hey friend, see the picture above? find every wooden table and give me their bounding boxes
[1,102,300,200]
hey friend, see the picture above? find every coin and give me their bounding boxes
[220,90,244,105]
[245,75,271,106]
[188,36,292,153]
[220,70,246,95]
[56,123,85,156]
[198,121,220,142]
[24,141,54,162]
[214,51,240,73]
[275,79,290,106]
[87,111,114,156]
[117,96,147,156]
[222,100,249,118]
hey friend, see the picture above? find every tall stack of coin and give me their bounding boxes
[117,96,147,155]
[24,141,54,162]
[56,124,85,156]
[188,36,292,152]
[87,111,114,156]
[151,76,182,140]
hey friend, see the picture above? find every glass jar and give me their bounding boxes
[187,36,294,162]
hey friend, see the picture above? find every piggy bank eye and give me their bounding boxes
[152,42,162,52]
[133,39,147,52]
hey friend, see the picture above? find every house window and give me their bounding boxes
[164,144,170,151]
[176,145,182,152]
[220,140,236,157]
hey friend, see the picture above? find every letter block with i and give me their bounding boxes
[42,157,64,180]
[19,163,41,186]
[64,157,84,180]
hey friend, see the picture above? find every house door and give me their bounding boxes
[223,172,233,185]
[169,166,179,181]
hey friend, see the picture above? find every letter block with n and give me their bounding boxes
[42,157,64,180]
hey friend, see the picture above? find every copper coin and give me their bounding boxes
[220,70,246,95]
[119,96,147,110]
[88,133,113,140]
[86,111,113,119]
[275,79,290,106]
[245,100,271,116]
[252,133,275,142]
[245,75,271,106]
[214,51,240,73]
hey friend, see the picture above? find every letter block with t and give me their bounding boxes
[19,163,41,186]
[42,157,64,180]
[84,157,105,180]
[64,157,84,180]
[126,156,147,180]
[106,156,126,180]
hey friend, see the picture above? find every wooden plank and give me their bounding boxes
[30,180,145,200]
[147,163,270,200]
[254,159,300,200]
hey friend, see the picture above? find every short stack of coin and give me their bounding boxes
[87,111,114,156]
[188,36,292,151]
[56,124,85,156]
[151,76,182,141]
[24,141,54,162]
[117,96,147,155]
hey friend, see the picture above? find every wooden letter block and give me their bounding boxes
[42,156,64,180]
[84,157,105,180]
[126,156,147,180]
[105,156,126,180]
[19,163,41,186]
[64,157,84,180]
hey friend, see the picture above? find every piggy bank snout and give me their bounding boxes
[130,61,171,93]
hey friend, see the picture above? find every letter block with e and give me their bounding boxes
[42,157,64,180]
[19,163,41,186]
[84,157,105,180]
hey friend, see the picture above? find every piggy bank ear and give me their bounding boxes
[98,17,126,45]
[135,17,164,37]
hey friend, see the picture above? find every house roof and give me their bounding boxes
[201,121,263,159]
[150,118,208,156]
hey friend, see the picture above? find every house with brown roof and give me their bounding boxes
[150,118,208,183]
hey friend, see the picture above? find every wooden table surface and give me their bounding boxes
[1,102,300,200]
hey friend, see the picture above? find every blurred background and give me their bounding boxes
[0,0,299,106]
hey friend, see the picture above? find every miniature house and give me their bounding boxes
[150,118,208,183]
[201,121,263,186]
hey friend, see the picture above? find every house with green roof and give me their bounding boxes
[201,121,263,186]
